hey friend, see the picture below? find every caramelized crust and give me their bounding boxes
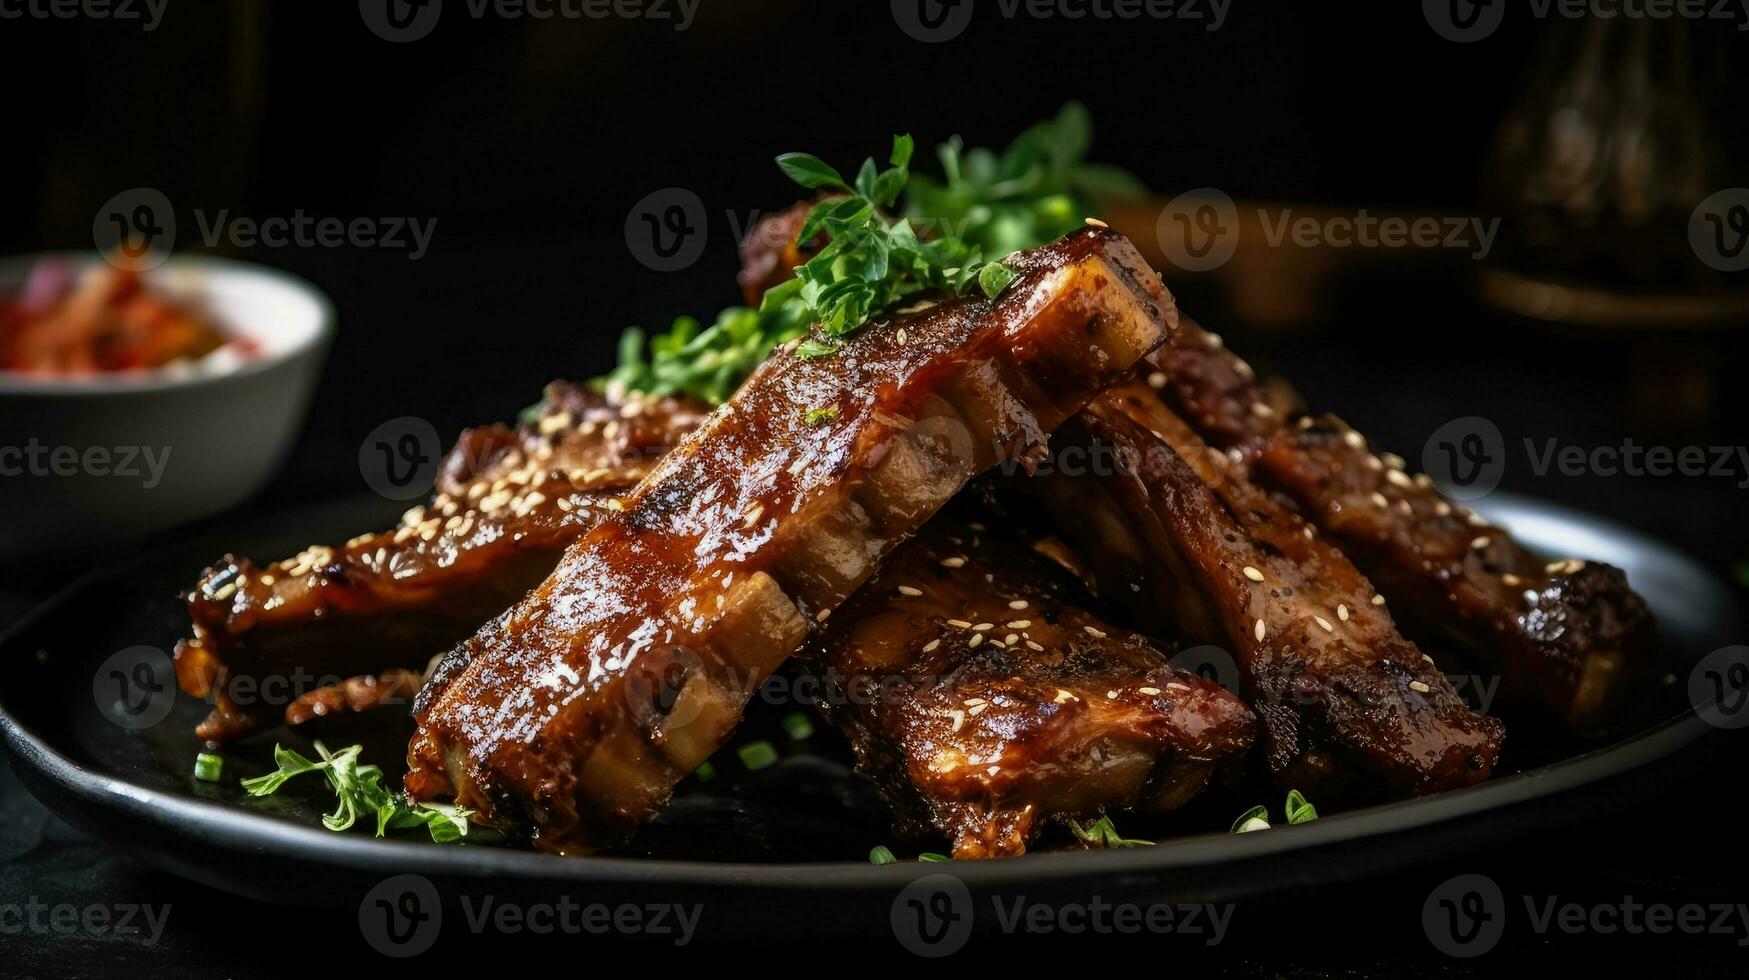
[174,383,704,741]
[804,519,1254,858]
[1020,384,1504,799]
[406,229,1177,853]
[1152,319,1653,731]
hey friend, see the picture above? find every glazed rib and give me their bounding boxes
[803,517,1254,858]
[1151,319,1653,731]
[405,229,1177,853]
[175,383,703,740]
[1020,383,1504,799]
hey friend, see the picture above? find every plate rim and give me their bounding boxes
[0,491,1736,891]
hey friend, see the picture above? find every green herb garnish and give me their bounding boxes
[781,711,816,741]
[601,106,1139,405]
[737,740,780,771]
[1230,804,1271,834]
[1066,814,1154,848]
[803,405,840,427]
[1285,788,1320,825]
[193,752,223,782]
[694,760,717,783]
[869,845,897,865]
[917,852,952,863]
[241,741,472,843]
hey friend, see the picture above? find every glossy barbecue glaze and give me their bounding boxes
[406,229,1177,852]
[175,384,703,741]
[803,518,1254,858]
[1152,318,1653,732]
[1024,384,1504,799]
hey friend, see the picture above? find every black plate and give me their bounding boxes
[1,492,1741,939]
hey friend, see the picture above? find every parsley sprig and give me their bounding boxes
[241,741,473,843]
[602,105,1141,403]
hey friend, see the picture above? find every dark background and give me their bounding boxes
[2,0,1747,973]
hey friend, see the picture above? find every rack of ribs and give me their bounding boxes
[1016,382,1504,799]
[1150,318,1654,732]
[802,516,1255,858]
[174,382,704,741]
[405,228,1178,853]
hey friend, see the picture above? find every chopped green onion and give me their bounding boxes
[869,845,897,865]
[781,712,816,741]
[917,852,951,863]
[193,752,223,782]
[693,761,717,783]
[1231,805,1271,834]
[737,740,780,771]
[978,262,1016,300]
[1066,814,1154,848]
[1285,789,1319,825]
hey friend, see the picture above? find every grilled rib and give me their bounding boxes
[1019,383,1504,799]
[1151,319,1654,731]
[405,228,1178,853]
[803,517,1254,858]
[174,383,704,741]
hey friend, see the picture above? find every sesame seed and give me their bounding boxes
[1409,680,1432,694]
[972,623,994,632]
[946,619,972,629]
[940,556,967,569]
[1382,452,1406,470]
[1371,492,1390,509]
[1314,616,1334,632]
[1083,626,1108,639]
[968,633,983,648]
[948,710,966,733]
[1434,501,1453,517]
[1471,536,1491,550]
[1084,216,1109,229]
[1206,332,1224,349]
[895,328,908,345]
[1372,594,1386,605]
[1008,599,1029,610]
[922,638,941,653]
[897,585,922,597]
[1343,431,1366,450]
[816,608,831,621]
[1147,371,1168,389]
[1254,619,1267,642]
[1501,573,1522,587]
[1467,512,1489,527]
[1337,604,1349,621]
[1251,402,1274,418]
[1006,619,1031,629]
[1138,686,1162,696]
[1242,566,1265,582]
[1025,640,1044,652]
[1386,470,1413,488]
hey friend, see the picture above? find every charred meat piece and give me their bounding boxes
[804,518,1254,858]
[1020,383,1504,799]
[1151,318,1653,731]
[406,229,1177,853]
[175,383,704,741]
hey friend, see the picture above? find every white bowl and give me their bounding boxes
[0,255,333,554]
